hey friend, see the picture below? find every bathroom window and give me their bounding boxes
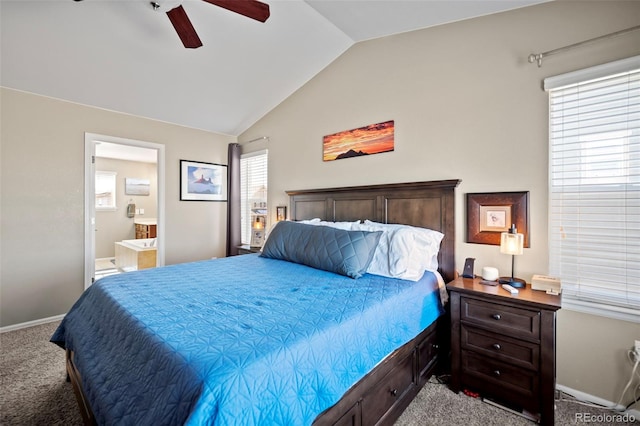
[96,171,117,210]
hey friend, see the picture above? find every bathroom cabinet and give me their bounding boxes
[135,221,157,239]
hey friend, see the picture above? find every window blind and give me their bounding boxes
[546,56,640,322]
[240,150,268,245]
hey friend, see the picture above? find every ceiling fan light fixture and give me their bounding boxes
[145,0,271,49]
[150,0,184,13]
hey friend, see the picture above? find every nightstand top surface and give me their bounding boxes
[447,276,561,310]
[237,244,261,253]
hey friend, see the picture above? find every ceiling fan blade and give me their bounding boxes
[202,0,270,23]
[166,5,203,49]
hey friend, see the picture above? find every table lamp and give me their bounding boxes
[499,224,526,288]
[250,217,265,248]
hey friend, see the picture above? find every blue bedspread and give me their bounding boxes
[51,254,443,425]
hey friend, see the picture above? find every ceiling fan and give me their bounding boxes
[74,0,270,49]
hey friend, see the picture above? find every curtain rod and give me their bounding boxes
[240,136,269,145]
[528,25,640,67]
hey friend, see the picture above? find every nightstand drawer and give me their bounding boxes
[461,325,539,370]
[462,350,538,398]
[461,296,540,340]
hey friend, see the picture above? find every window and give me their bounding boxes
[95,171,117,210]
[545,56,640,322]
[240,150,268,245]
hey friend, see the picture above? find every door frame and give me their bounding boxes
[84,133,165,289]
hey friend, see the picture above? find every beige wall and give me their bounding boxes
[95,157,158,258]
[240,1,640,405]
[0,88,234,326]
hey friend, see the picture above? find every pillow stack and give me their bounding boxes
[263,218,443,282]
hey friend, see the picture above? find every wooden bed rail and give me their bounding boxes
[66,349,96,425]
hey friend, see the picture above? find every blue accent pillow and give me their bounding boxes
[260,221,382,279]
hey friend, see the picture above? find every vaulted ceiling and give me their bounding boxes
[1,0,548,136]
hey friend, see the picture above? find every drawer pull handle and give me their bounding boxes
[492,314,501,320]
[493,370,501,376]
[492,343,501,350]
[390,388,398,396]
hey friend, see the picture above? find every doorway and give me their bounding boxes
[84,133,165,289]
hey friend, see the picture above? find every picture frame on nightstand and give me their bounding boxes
[276,206,287,222]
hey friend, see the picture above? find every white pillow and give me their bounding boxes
[351,223,395,278]
[364,221,444,269]
[354,221,444,281]
[297,218,361,230]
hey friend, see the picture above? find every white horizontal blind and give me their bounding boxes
[240,150,268,245]
[546,59,640,322]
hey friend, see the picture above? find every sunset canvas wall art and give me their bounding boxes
[323,120,395,161]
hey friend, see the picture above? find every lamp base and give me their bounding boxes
[498,277,526,288]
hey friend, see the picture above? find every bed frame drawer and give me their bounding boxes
[332,402,360,426]
[361,351,415,426]
[417,326,439,380]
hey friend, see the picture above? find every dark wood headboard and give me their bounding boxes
[286,179,461,282]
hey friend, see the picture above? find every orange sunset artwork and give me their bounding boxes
[323,120,395,161]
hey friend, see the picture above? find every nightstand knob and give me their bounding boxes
[492,314,501,320]
[492,343,501,350]
[390,388,398,396]
[493,370,501,376]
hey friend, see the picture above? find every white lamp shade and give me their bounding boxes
[500,231,524,255]
[250,218,265,247]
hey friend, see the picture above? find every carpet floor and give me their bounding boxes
[1,321,637,425]
[1,321,82,425]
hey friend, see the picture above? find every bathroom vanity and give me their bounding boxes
[134,218,157,239]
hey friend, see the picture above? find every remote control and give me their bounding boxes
[501,284,519,294]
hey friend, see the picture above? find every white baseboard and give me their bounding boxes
[557,384,640,418]
[0,314,65,333]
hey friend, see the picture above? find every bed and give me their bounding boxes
[52,179,460,426]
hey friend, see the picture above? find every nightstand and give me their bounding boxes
[237,244,261,255]
[447,276,561,425]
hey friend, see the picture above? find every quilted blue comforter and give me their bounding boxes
[51,254,444,425]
